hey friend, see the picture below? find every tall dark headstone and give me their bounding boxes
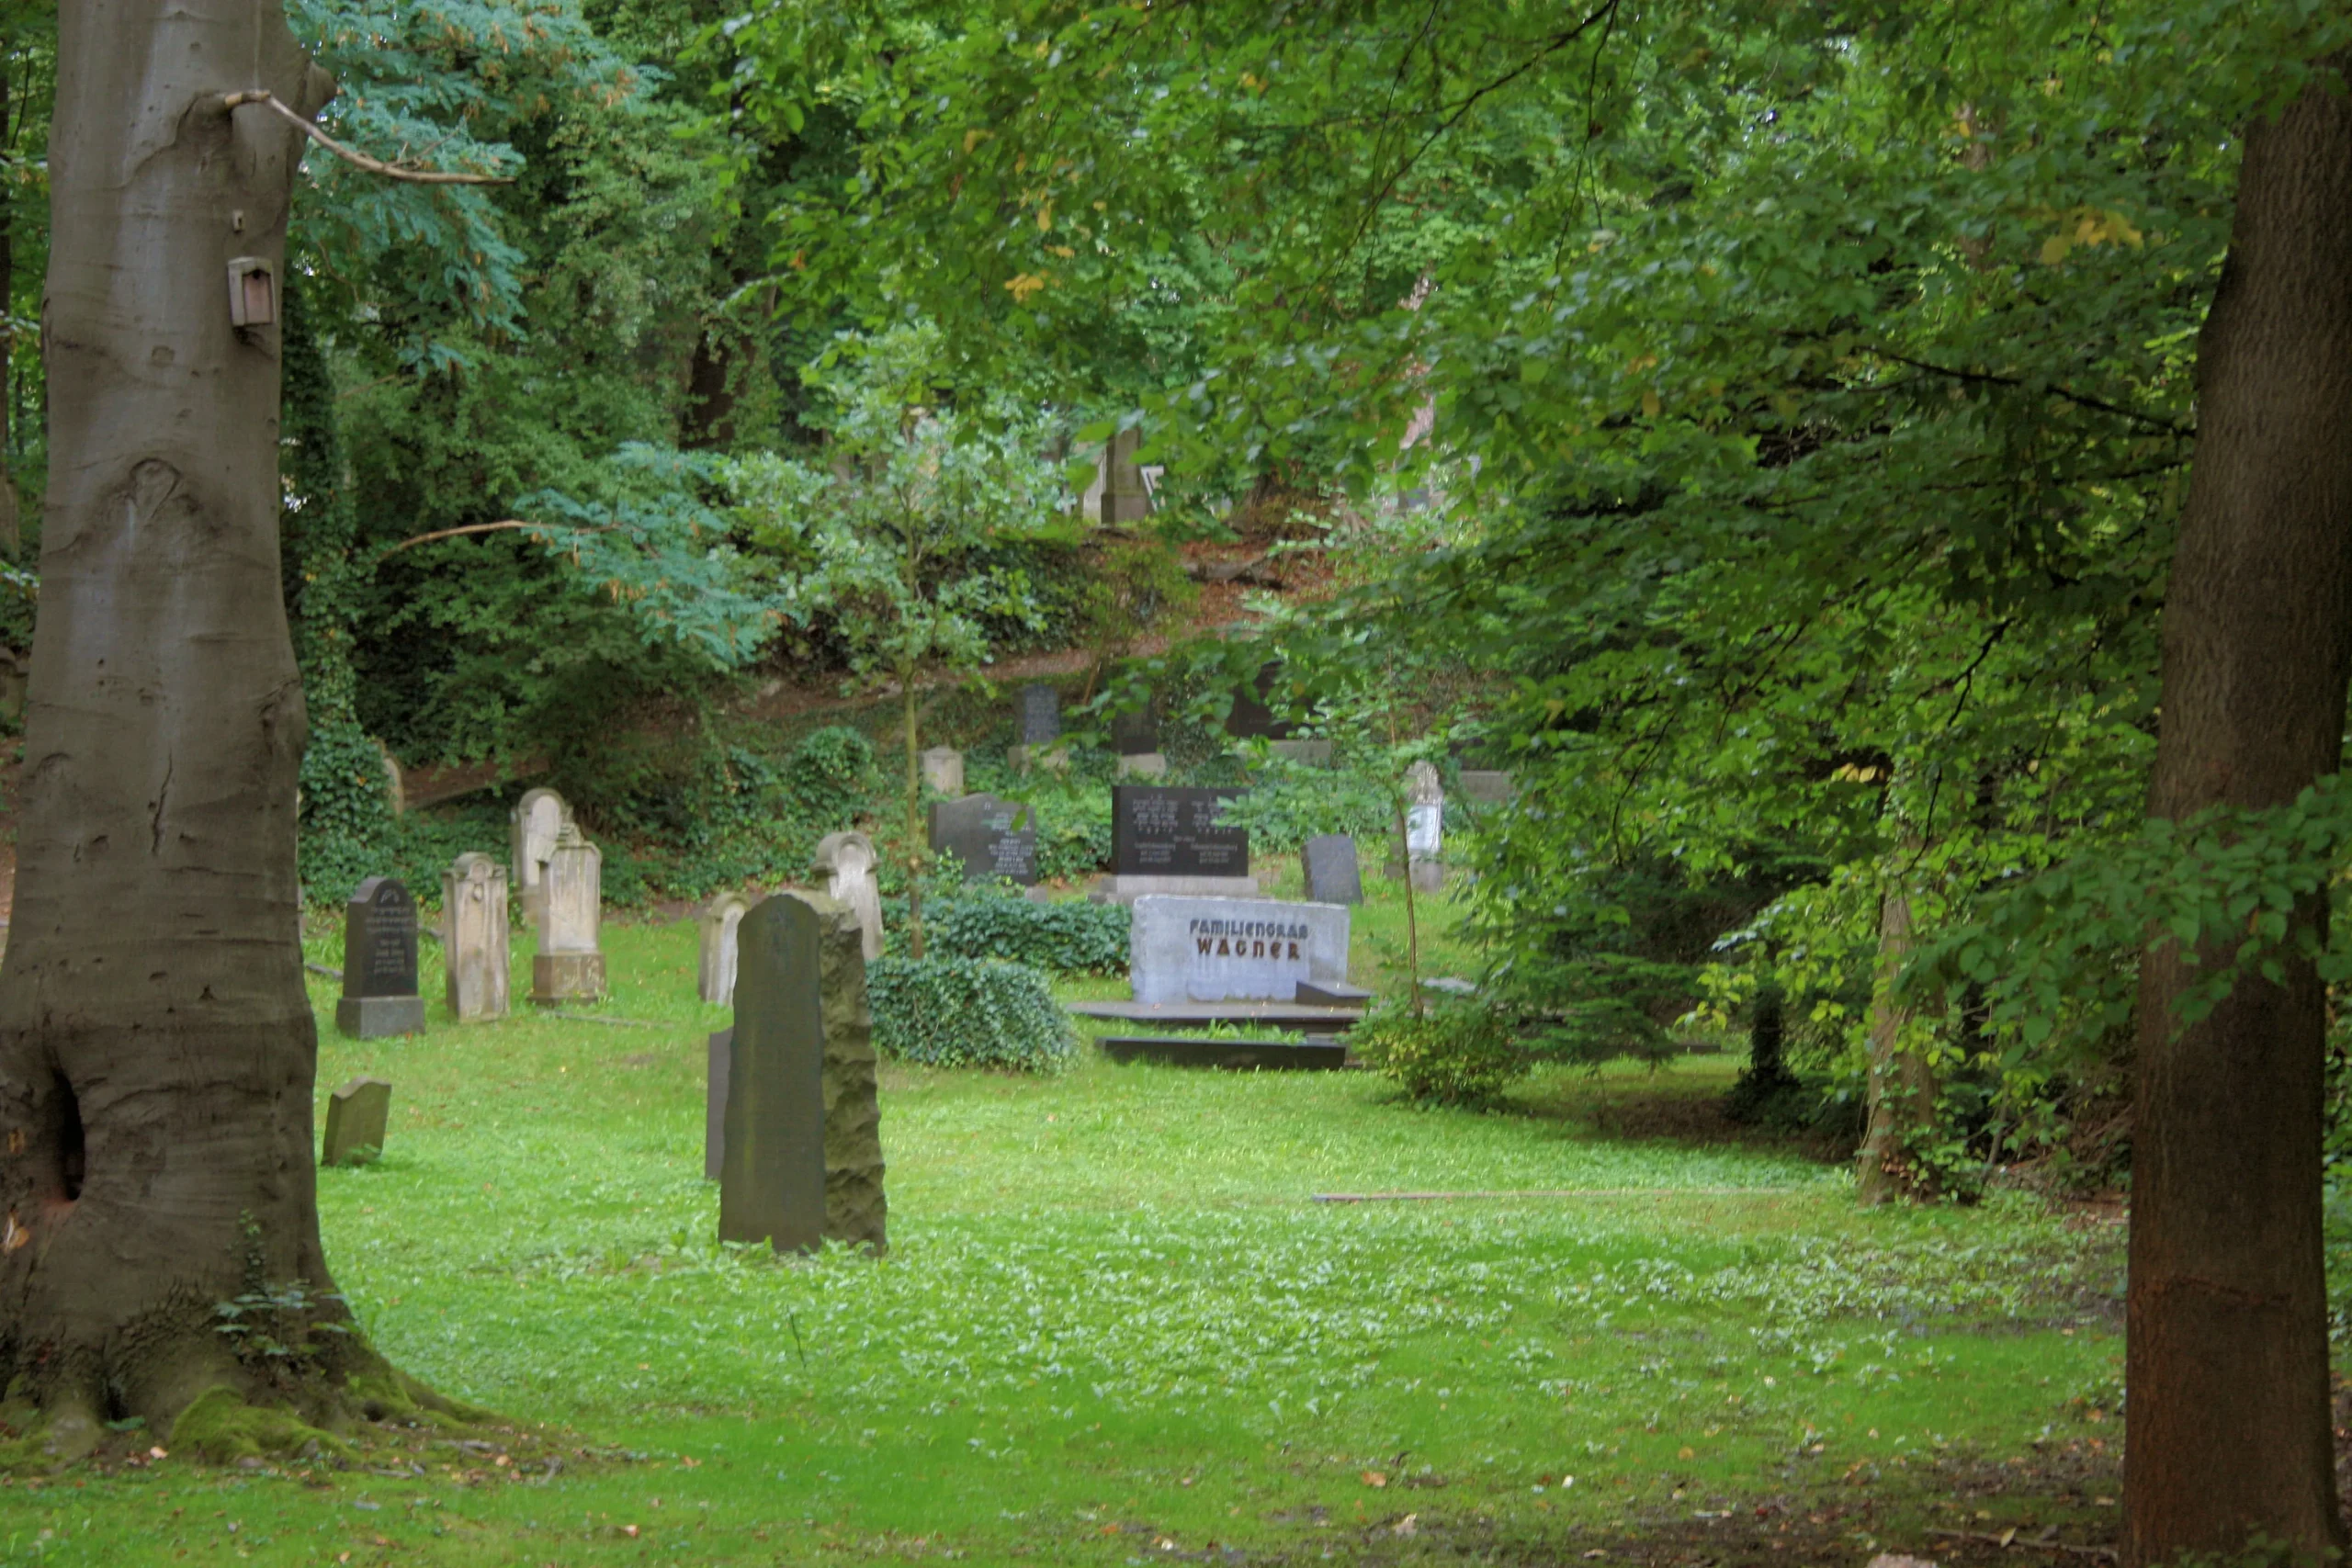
[1113,786,1250,878]
[1224,661,1293,740]
[1111,702,1159,756]
[335,877,425,1039]
[718,894,888,1253]
[927,794,1039,885]
[322,1077,392,1167]
[1017,684,1061,746]
[1302,835,1363,905]
[705,1028,732,1181]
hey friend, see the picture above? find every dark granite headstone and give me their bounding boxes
[927,794,1039,885]
[705,1028,732,1181]
[1017,684,1061,746]
[322,1077,392,1167]
[1113,786,1250,878]
[335,877,424,1039]
[1111,702,1159,757]
[718,900,828,1254]
[1224,661,1292,739]
[1302,835,1363,905]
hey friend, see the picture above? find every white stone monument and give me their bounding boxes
[530,822,605,1004]
[698,890,751,1005]
[442,852,509,1022]
[1128,896,1351,1005]
[510,787,571,926]
[814,830,886,961]
[921,746,965,795]
[1402,761,1446,893]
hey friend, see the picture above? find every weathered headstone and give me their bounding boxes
[1017,684,1061,746]
[1392,761,1447,893]
[1114,751,1169,780]
[1459,769,1517,805]
[920,746,965,795]
[698,891,751,1005]
[530,823,606,1004]
[441,853,509,1022]
[814,831,886,960]
[927,794,1039,885]
[718,893,888,1253]
[335,877,425,1039]
[1128,896,1351,1004]
[510,787,570,926]
[322,1077,392,1168]
[1105,785,1254,898]
[1100,425,1150,525]
[1303,835,1363,906]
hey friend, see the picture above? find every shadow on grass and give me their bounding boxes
[1500,1062,1858,1168]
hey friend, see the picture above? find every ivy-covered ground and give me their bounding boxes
[0,913,2128,1566]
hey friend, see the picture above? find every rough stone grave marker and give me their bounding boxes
[1302,835,1363,906]
[531,823,606,1004]
[927,794,1038,885]
[1128,895,1351,1004]
[920,746,965,795]
[336,877,425,1039]
[510,787,570,926]
[442,853,509,1022]
[716,893,888,1253]
[814,831,885,960]
[322,1077,392,1167]
[1106,785,1254,898]
[699,891,751,1005]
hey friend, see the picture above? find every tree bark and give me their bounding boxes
[1854,884,1930,1204]
[0,2,360,1452]
[2123,66,2352,1564]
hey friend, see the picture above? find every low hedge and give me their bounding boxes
[923,894,1129,975]
[1351,995,1528,1106]
[867,955,1079,1072]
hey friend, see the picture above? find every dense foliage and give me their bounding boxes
[920,892,1129,976]
[866,956,1079,1071]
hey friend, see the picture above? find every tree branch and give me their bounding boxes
[1863,344,2188,436]
[376,520,543,558]
[221,92,514,186]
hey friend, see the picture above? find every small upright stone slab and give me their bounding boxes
[322,1077,392,1168]
[1395,761,1447,893]
[699,891,751,1005]
[336,877,425,1039]
[718,894,888,1254]
[531,823,606,1005]
[442,853,510,1022]
[1302,835,1363,906]
[927,794,1039,885]
[814,831,885,960]
[510,787,570,926]
[920,747,965,795]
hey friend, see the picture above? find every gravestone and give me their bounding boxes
[1111,703,1159,756]
[1114,751,1168,780]
[1016,684,1061,746]
[927,794,1038,885]
[335,877,425,1039]
[322,1077,392,1168]
[699,891,751,1005]
[510,787,570,926]
[1302,835,1363,906]
[1224,661,1292,740]
[920,746,965,795]
[814,831,886,960]
[530,823,606,1004]
[1459,769,1517,805]
[705,1028,731,1181]
[717,893,888,1254]
[1100,426,1150,525]
[1392,761,1447,893]
[1104,785,1255,899]
[1128,895,1351,1004]
[1266,739,1334,767]
[441,853,509,1022]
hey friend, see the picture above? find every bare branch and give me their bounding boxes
[221,91,514,186]
[376,520,544,558]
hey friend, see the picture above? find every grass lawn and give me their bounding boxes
[0,901,2127,1566]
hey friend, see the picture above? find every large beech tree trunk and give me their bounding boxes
[2123,65,2352,1564]
[0,3,355,1450]
[1855,884,1931,1204]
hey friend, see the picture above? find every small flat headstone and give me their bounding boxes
[322,1077,392,1168]
[1302,835,1363,906]
[927,794,1038,885]
[1294,979,1373,1008]
[335,877,425,1039]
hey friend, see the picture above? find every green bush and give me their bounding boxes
[1353,996,1529,1106]
[923,894,1128,974]
[867,956,1078,1072]
[785,725,877,828]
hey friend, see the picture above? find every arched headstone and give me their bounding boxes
[529,822,605,1004]
[699,890,751,1005]
[442,852,510,1021]
[814,830,885,960]
[510,787,570,925]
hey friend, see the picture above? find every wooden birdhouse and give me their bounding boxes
[226,256,277,328]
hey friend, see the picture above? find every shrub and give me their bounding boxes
[1353,996,1529,1106]
[867,956,1078,1072]
[784,725,876,828]
[924,894,1129,974]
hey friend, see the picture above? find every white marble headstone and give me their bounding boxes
[814,830,885,961]
[698,890,751,1005]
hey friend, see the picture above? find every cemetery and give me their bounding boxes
[0,5,2334,1565]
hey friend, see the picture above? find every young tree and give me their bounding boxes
[731,325,1063,953]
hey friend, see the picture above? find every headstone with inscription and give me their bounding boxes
[335,877,425,1039]
[717,893,888,1253]
[814,831,886,960]
[699,891,751,1005]
[1405,761,1446,892]
[1104,785,1256,900]
[322,1077,393,1168]
[442,853,509,1022]
[1302,835,1363,906]
[530,823,606,1004]
[1017,684,1060,746]
[1128,895,1351,1004]
[510,787,570,926]
[920,747,966,795]
[927,794,1039,886]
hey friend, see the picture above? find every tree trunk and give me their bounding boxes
[0,2,367,1454]
[1854,885,1930,1204]
[2123,65,2352,1565]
